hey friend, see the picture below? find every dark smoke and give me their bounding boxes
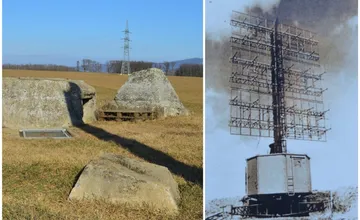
[247,0,358,73]
[247,0,357,35]
[206,0,358,92]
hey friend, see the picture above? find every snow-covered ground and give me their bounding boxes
[206,186,358,220]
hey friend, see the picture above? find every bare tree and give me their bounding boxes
[106,61,111,73]
[163,61,170,74]
[94,62,102,72]
[170,61,176,72]
[154,63,163,70]
[82,59,92,72]
[76,61,80,72]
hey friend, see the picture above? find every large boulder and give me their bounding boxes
[104,68,188,117]
[3,77,96,129]
[69,153,180,214]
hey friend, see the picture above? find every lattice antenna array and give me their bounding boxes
[228,11,330,153]
[121,20,131,74]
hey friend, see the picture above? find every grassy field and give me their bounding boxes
[2,70,203,220]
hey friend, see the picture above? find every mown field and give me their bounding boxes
[2,70,203,220]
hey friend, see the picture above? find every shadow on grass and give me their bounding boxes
[77,124,203,185]
[71,166,86,188]
[64,82,203,186]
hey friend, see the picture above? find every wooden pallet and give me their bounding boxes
[98,109,157,121]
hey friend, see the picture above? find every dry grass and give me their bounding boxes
[2,70,203,220]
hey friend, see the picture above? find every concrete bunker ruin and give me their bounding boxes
[101,68,188,120]
[3,77,97,129]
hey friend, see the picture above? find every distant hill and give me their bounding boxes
[172,58,203,69]
[151,57,203,75]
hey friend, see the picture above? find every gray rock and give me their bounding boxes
[69,153,180,214]
[105,68,188,117]
[3,77,96,129]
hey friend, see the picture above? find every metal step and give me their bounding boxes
[288,176,295,195]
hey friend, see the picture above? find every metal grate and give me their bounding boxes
[19,128,72,139]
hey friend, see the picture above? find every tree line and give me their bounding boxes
[175,64,203,77]
[3,59,203,77]
[105,60,154,73]
[2,64,76,72]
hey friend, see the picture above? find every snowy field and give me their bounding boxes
[206,186,358,219]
